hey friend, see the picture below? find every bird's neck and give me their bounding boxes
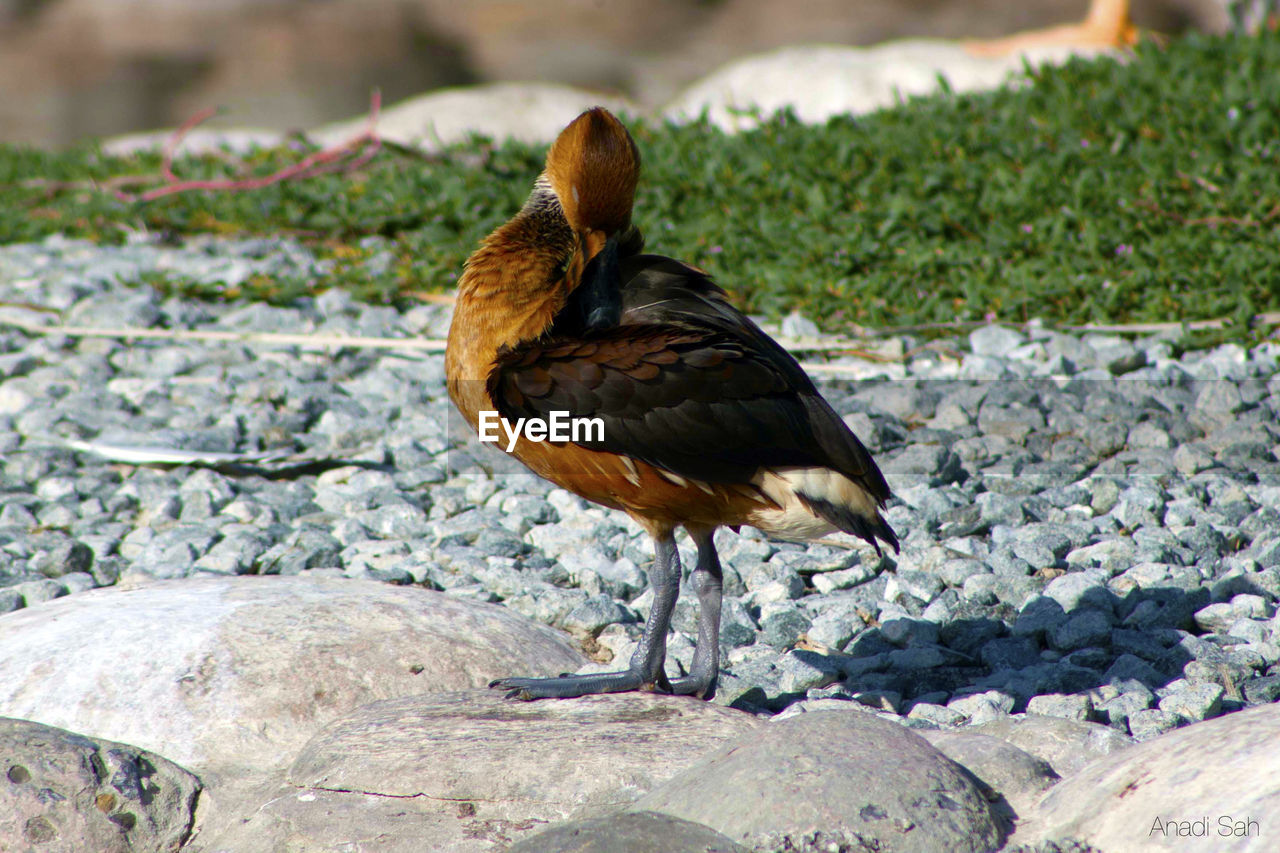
[445,205,576,419]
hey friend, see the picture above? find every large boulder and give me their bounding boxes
[199,690,761,852]
[631,709,1004,852]
[0,717,200,853]
[310,82,639,152]
[919,730,1059,824]
[663,41,1114,132]
[966,714,1135,778]
[0,575,586,781]
[1020,703,1280,852]
[507,810,750,853]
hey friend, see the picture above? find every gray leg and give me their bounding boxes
[491,532,681,700]
[669,526,722,699]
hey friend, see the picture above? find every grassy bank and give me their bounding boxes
[1,32,1277,340]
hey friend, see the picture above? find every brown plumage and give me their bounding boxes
[446,107,897,700]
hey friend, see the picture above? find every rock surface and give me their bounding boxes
[199,691,760,852]
[0,576,586,780]
[291,690,760,808]
[663,40,1112,132]
[0,717,201,853]
[631,709,1005,852]
[1020,703,1280,852]
[966,715,1135,779]
[506,810,750,853]
[310,82,639,152]
[920,730,1059,823]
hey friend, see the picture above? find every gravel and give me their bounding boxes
[2,235,1280,740]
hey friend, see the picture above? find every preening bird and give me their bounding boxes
[445,107,897,700]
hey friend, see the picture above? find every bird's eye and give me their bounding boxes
[551,248,574,282]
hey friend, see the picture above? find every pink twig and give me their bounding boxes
[113,91,383,203]
[161,106,220,184]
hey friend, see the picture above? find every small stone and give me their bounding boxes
[1013,596,1069,640]
[1127,422,1171,449]
[746,576,805,606]
[193,531,271,575]
[1194,602,1240,634]
[969,325,1026,357]
[1102,654,1164,687]
[1066,539,1136,571]
[907,702,965,727]
[804,611,861,651]
[1127,708,1178,740]
[1158,683,1225,723]
[780,311,821,339]
[1243,676,1280,705]
[561,595,635,636]
[13,578,66,606]
[810,564,876,594]
[1026,693,1093,722]
[1095,689,1155,731]
[259,529,342,575]
[776,650,842,694]
[59,572,97,594]
[1174,443,1215,476]
[759,605,812,650]
[981,637,1041,671]
[30,537,93,578]
[881,445,964,486]
[1049,610,1113,651]
[937,559,988,588]
[0,589,23,613]
[887,646,948,670]
[1227,618,1270,645]
[951,569,996,603]
[880,617,939,647]
[1043,568,1113,614]
[947,691,1015,725]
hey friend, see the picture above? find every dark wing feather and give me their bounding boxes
[502,251,891,504]
[490,326,829,484]
[615,254,890,497]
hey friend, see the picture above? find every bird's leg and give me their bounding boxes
[490,531,681,700]
[668,526,722,699]
[627,531,681,686]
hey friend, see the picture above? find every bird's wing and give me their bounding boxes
[488,323,887,500]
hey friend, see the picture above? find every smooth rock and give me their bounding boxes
[630,710,1003,852]
[0,576,586,780]
[506,810,750,853]
[313,83,639,152]
[920,730,1059,822]
[0,717,200,853]
[967,715,1135,779]
[202,692,760,852]
[664,41,1111,132]
[1020,704,1280,852]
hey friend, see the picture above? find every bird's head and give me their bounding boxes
[541,107,640,255]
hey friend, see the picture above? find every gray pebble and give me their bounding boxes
[759,605,812,649]
[1158,683,1225,723]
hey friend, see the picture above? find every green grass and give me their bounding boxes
[2,32,1278,341]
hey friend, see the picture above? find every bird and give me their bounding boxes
[966,0,1138,57]
[445,107,898,701]
[967,0,1276,57]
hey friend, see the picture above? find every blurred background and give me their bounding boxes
[0,0,1243,148]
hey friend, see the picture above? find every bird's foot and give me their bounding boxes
[667,673,716,700]
[489,668,672,700]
